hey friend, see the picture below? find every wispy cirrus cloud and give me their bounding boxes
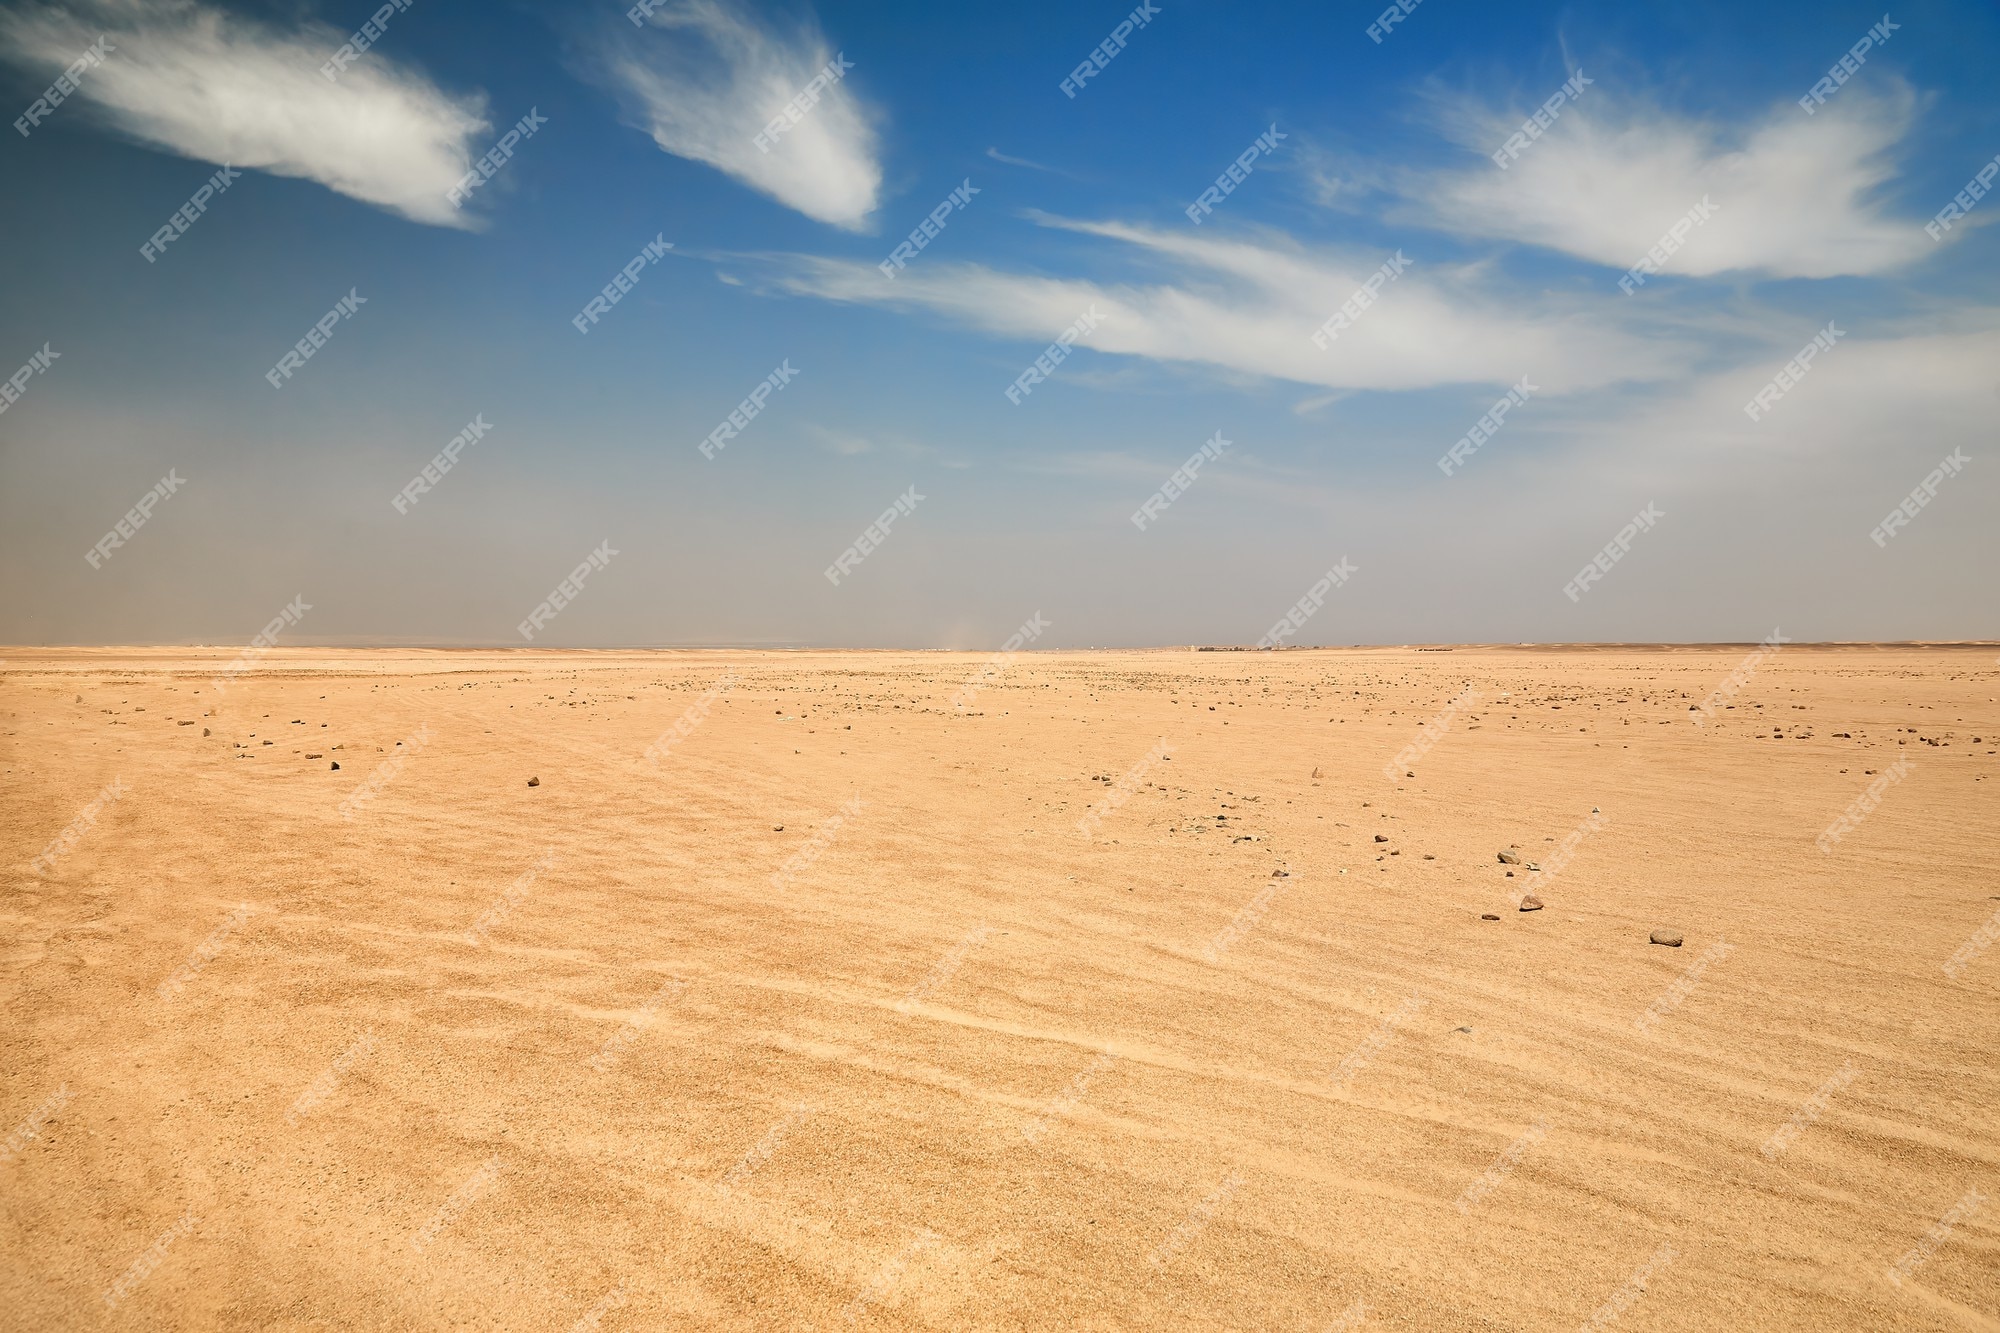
[1401,82,1934,280]
[0,0,490,227]
[986,146,1059,174]
[739,68,1948,402]
[590,0,881,230]
[745,215,1694,394]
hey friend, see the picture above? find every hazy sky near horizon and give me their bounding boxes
[1,0,1996,648]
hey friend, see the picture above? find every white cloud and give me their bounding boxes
[749,216,1695,394]
[594,0,880,230]
[985,146,1063,176]
[1406,83,1932,279]
[1595,320,2000,479]
[0,0,490,228]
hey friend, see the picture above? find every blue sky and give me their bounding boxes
[1,0,1995,647]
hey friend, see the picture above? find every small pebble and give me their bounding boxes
[1481,913,1500,921]
[1650,930,1684,947]
[527,777,540,787]
[1519,895,1543,911]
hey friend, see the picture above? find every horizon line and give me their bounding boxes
[4,640,1998,654]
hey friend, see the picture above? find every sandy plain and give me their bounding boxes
[1,645,1997,1331]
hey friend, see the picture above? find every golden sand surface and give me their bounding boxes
[3,646,1997,1330]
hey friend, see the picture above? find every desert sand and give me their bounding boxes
[2,645,1997,1331]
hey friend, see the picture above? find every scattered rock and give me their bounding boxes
[527,777,540,787]
[1311,766,1322,778]
[1481,913,1500,921]
[1423,854,1435,860]
[1453,1025,1473,1033]
[1650,929,1684,947]
[774,825,784,831]
[201,728,210,737]
[1519,895,1543,911]
[306,753,321,759]
[330,762,339,770]
[1505,870,1514,878]
[1374,834,1389,843]
[1497,849,1520,864]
